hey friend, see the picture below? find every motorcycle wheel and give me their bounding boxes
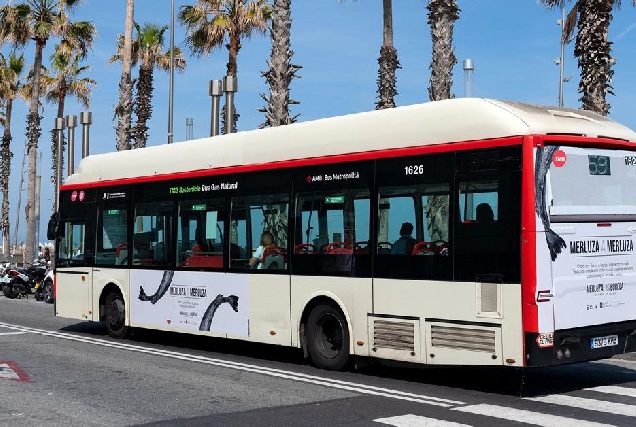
[34,283,44,301]
[43,280,54,304]
[2,284,15,299]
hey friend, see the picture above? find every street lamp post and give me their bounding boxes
[65,114,77,176]
[558,7,565,107]
[168,0,175,144]
[209,79,223,136]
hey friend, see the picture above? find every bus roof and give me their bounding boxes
[65,98,636,185]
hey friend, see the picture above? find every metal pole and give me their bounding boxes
[558,6,565,107]
[54,117,65,212]
[209,79,223,136]
[463,59,474,98]
[186,117,193,140]
[223,75,238,134]
[35,152,41,257]
[80,111,92,158]
[66,114,77,177]
[168,0,174,144]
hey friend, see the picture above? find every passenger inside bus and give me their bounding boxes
[475,203,494,222]
[249,231,282,269]
[191,226,210,252]
[391,222,417,255]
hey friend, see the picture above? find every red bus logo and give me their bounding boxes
[552,150,567,167]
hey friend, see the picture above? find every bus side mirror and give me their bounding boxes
[47,213,60,240]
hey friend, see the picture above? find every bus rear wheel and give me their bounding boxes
[105,291,129,339]
[306,303,350,371]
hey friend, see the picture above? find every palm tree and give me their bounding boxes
[0,51,25,257]
[425,0,460,242]
[0,0,95,266]
[179,0,271,133]
[115,0,135,151]
[258,0,299,244]
[259,0,301,128]
[111,23,187,149]
[43,45,96,197]
[540,0,635,115]
[343,0,401,109]
[427,0,460,101]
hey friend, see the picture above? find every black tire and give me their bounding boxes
[306,303,350,371]
[105,291,129,339]
[34,287,44,301]
[43,280,54,304]
[2,284,15,299]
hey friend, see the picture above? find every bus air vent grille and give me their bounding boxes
[431,325,496,353]
[481,283,498,313]
[373,320,415,351]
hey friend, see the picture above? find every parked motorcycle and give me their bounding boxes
[35,266,54,304]
[2,262,47,299]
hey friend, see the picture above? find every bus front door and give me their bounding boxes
[55,219,94,322]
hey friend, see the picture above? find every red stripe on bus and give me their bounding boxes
[521,135,539,337]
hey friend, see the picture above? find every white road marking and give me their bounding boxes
[0,321,463,407]
[585,385,636,399]
[453,404,613,427]
[525,394,636,417]
[0,332,27,336]
[375,414,470,426]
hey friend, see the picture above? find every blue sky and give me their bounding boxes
[4,0,636,245]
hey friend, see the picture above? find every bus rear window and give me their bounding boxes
[547,146,636,220]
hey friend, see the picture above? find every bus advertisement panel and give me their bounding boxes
[533,145,636,362]
[130,270,248,335]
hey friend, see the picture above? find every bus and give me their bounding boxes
[48,98,636,371]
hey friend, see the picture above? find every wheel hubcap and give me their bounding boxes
[316,313,343,360]
[108,298,125,329]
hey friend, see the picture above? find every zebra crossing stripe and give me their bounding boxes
[452,404,612,427]
[585,385,636,399]
[375,414,470,427]
[525,394,636,417]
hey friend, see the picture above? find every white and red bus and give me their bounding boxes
[48,98,636,370]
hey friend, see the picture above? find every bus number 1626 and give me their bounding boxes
[405,164,424,175]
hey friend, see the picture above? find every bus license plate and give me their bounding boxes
[590,335,618,349]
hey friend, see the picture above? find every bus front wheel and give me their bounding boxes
[306,303,350,371]
[105,291,129,339]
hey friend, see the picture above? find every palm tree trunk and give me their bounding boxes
[376,0,400,110]
[133,65,154,149]
[259,0,301,129]
[116,0,135,151]
[1,99,13,257]
[427,0,460,101]
[25,40,46,266]
[575,0,614,115]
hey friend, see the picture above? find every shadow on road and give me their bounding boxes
[59,321,636,398]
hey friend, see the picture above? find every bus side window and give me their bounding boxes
[95,206,128,266]
[177,198,225,270]
[293,190,370,277]
[374,184,451,280]
[229,194,289,271]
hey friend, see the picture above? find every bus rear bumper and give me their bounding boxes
[524,321,636,367]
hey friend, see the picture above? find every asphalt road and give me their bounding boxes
[2,295,636,426]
